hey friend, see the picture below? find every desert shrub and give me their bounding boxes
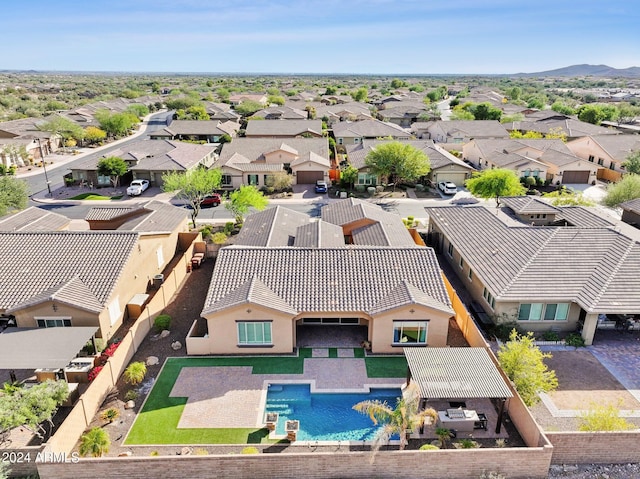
[419,444,439,450]
[200,224,213,240]
[565,333,585,347]
[241,446,259,454]
[194,448,209,455]
[150,450,159,456]
[211,232,228,245]
[88,366,103,381]
[154,314,171,332]
[455,439,480,449]
[124,389,139,401]
[101,408,120,423]
[541,330,560,341]
[124,361,147,385]
[578,402,634,431]
[223,222,235,235]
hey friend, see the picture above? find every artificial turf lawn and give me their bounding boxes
[69,193,123,200]
[125,352,405,445]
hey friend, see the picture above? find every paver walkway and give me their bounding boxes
[170,357,404,429]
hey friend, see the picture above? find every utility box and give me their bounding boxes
[127,293,150,320]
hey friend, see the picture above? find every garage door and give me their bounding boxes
[296,171,324,184]
[562,170,590,184]
[434,172,468,185]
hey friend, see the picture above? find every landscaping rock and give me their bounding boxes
[171,341,182,350]
[146,356,159,366]
[160,330,170,339]
[180,447,192,456]
[124,400,135,409]
[118,451,132,457]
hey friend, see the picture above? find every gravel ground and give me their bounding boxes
[548,463,640,479]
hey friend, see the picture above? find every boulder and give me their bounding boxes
[171,341,182,351]
[160,330,171,339]
[118,451,132,457]
[146,356,159,366]
[124,400,136,409]
[180,447,192,456]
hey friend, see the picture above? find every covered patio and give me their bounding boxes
[404,347,513,435]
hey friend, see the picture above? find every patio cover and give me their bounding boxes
[404,347,513,399]
[0,327,98,369]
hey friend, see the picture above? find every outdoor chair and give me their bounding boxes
[474,413,488,431]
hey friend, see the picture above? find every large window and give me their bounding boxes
[237,321,272,346]
[543,303,570,321]
[357,173,377,186]
[447,242,454,257]
[247,174,259,186]
[221,174,232,186]
[393,321,428,345]
[518,303,569,321]
[36,317,71,328]
[483,287,495,309]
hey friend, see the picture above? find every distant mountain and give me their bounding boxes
[517,64,640,78]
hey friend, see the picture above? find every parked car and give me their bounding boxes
[126,179,150,196]
[315,180,328,193]
[200,193,222,207]
[438,181,457,195]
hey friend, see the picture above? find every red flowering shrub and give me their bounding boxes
[102,342,120,358]
[88,366,104,381]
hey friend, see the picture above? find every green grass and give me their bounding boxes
[364,356,408,378]
[69,193,123,200]
[125,353,407,445]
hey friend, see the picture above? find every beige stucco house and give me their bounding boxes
[567,134,640,182]
[332,119,411,147]
[187,200,454,355]
[426,203,640,345]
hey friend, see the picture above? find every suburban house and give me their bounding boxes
[148,119,240,142]
[377,103,429,127]
[203,102,241,122]
[314,102,374,125]
[346,139,474,187]
[426,201,640,345]
[332,119,411,147]
[228,93,268,106]
[621,198,640,229]
[0,206,70,232]
[0,201,189,342]
[216,137,330,187]
[244,119,323,138]
[567,134,640,182]
[69,139,217,188]
[463,138,599,184]
[415,120,510,143]
[251,105,309,120]
[187,199,454,355]
[0,116,60,167]
[503,113,618,141]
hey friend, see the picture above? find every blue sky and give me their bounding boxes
[3,0,638,74]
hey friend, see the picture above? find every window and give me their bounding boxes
[248,174,259,186]
[609,163,616,171]
[393,321,428,345]
[36,318,71,328]
[483,288,495,309]
[357,173,377,186]
[337,138,343,145]
[543,303,569,321]
[354,137,360,144]
[588,155,595,162]
[533,169,540,178]
[523,169,531,177]
[518,303,543,321]
[597,158,604,166]
[468,269,473,281]
[221,174,232,186]
[97,174,110,186]
[237,321,272,346]
[447,242,453,257]
[459,256,464,269]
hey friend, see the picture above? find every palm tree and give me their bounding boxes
[435,427,454,449]
[79,427,110,457]
[353,382,437,455]
[123,361,147,385]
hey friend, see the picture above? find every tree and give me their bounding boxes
[365,142,430,190]
[577,402,635,431]
[267,95,285,106]
[623,151,640,175]
[126,104,150,119]
[0,380,70,439]
[97,156,128,189]
[123,362,147,386]
[38,115,85,149]
[602,174,640,207]
[162,167,223,228]
[175,105,209,121]
[497,330,558,407]
[352,87,368,103]
[543,189,595,207]
[353,382,437,455]
[450,107,475,120]
[0,176,29,216]
[234,101,264,117]
[79,427,110,457]
[95,110,139,138]
[551,101,576,116]
[465,168,526,205]
[340,164,359,190]
[225,185,268,224]
[264,170,293,192]
[84,126,107,145]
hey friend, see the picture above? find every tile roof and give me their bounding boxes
[351,221,415,247]
[151,119,234,136]
[405,347,513,399]
[332,119,410,139]
[427,206,640,313]
[202,247,452,316]
[587,134,640,160]
[293,221,345,248]
[234,206,310,247]
[500,196,562,215]
[218,137,329,165]
[0,207,69,232]
[116,201,189,233]
[0,231,138,311]
[554,207,614,228]
[85,206,142,221]
[505,118,617,138]
[621,198,640,214]
[245,119,323,137]
[7,277,103,314]
[428,120,509,138]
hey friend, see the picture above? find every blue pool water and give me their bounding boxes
[264,383,402,442]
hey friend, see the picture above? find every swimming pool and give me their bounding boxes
[264,383,402,442]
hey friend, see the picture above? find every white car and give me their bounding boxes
[127,179,150,196]
[438,181,457,195]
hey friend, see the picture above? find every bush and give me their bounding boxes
[154,314,171,332]
[223,222,235,235]
[541,330,560,341]
[200,224,213,240]
[419,444,439,451]
[102,341,120,358]
[211,232,228,245]
[101,408,120,423]
[241,446,259,454]
[355,185,365,193]
[565,333,585,347]
[124,361,147,385]
[124,389,139,401]
[524,176,536,187]
[88,366,103,381]
[578,402,634,431]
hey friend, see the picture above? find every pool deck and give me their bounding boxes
[170,354,405,429]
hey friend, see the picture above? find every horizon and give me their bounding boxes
[2,1,639,75]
